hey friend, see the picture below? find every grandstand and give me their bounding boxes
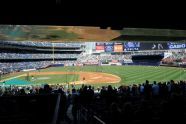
[0,32,186,124]
[0,41,186,77]
[1,0,186,122]
[0,41,85,74]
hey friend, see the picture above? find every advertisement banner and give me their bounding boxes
[114,45,123,52]
[105,43,114,52]
[167,42,186,49]
[96,42,105,52]
[124,42,140,51]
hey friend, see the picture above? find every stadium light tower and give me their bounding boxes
[0,71,2,82]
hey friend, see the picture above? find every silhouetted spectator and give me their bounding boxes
[152,81,159,97]
[19,89,26,95]
[144,80,152,98]
[109,103,121,124]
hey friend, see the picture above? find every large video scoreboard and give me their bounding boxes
[95,42,186,52]
[105,43,114,52]
[124,42,140,51]
[140,43,168,50]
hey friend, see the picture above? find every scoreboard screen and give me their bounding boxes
[114,43,123,52]
[140,43,168,50]
[124,42,140,51]
[105,43,114,52]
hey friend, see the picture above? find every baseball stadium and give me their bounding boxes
[1,42,186,86]
[0,25,186,124]
[0,39,186,87]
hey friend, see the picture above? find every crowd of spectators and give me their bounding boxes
[74,80,186,124]
[162,50,186,65]
[0,53,79,59]
[0,61,82,74]
[0,61,53,74]
[0,50,185,75]
[0,80,185,124]
[77,54,132,63]
[2,41,83,48]
[0,84,65,96]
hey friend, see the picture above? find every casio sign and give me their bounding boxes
[169,44,186,49]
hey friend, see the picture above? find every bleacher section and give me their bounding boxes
[0,41,186,75]
[0,41,84,74]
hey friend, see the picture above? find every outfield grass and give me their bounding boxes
[1,72,26,80]
[2,65,186,86]
[38,65,186,84]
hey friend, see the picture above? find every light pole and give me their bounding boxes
[52,43,55,64]
[0,73,2,82]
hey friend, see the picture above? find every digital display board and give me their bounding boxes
[96,42,105,52]
[140,43,168,50]
[105,43,114,52]
[124,42,140,51]
[114,43,123,52]
[167,42,186,49]
[94,42,181,52]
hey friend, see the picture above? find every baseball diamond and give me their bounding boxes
[1,66,186,87]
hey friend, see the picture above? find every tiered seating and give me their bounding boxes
[74,81,186,124]
[0,94,61,124]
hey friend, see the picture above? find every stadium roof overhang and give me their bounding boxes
[1,2,186,42]
[1,0,186,29]
[0,25,186,42]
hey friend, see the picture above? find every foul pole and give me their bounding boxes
[52,43,55,64]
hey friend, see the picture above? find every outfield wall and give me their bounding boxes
[49,64,65,67]
[160,64,186,68]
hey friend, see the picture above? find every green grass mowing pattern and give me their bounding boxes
[3,66,186,87]
[18,74,79,85]
[1,72,26,80]
[37,66,186,85]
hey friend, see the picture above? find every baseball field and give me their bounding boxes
[1,65,186,87]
